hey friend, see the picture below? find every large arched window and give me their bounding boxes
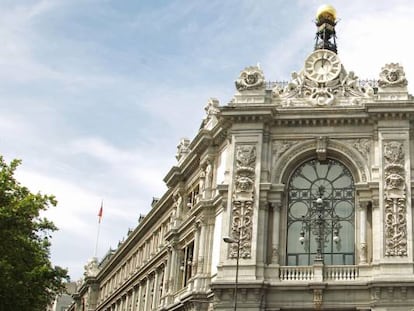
[286,159,355,265]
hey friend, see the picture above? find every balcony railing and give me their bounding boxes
[280,266,314,281]
[280,265,359,281]
[324,265,358,281]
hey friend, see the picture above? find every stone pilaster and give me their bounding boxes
[378,121,413,269]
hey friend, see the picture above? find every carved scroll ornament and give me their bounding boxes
[383,141,407,256]
[235,66,265,91]
[378,63,408,88]
[272,68,373,107]
[230,145,257,258]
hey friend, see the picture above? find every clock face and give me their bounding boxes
[304,50,342,82]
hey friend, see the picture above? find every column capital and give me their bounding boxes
[269,201,282,211]
[358,200,371,210]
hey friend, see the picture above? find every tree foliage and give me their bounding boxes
[0,157,69,311]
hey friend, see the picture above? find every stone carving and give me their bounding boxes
[329,139,368,182]
[378,63,408,88]
[272,140,297,161]
[176,138,191,161]
[173,192,183,211]
[230,145,257,258]
[313,289,323,310]
[286,71,304,95]
[316,136,328,161]
[234,145,256,201]
[342,139,371,161]
[205,160,213,190]
[170,192,183,228]
[199,170,206,194]
[203,98,220,129]
[84,257,99,278]
[235,66,265,91]
[384,141,405,198]
[230,200,253,258]
[199,160,213,199]
[273,140,316,183]
[371,287,381,301]
[383,141,407,256]
[275,67,372,107]
[353,139,370,159]
[310,87,335,106]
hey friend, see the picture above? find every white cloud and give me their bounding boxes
[15,169,101,232]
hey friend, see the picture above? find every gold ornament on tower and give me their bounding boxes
[316,4,337,22]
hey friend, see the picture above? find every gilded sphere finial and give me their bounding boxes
[316,4,337,22]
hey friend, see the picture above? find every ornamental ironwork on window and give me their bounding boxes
[287,159,355,265]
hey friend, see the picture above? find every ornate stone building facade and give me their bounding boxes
[69,6,414,311]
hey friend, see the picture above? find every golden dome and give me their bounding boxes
[316,4,337,22]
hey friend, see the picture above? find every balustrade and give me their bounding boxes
[279,265,359,281]
[280,266,314,281]
[324,265,358,281]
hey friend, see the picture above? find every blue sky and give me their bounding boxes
[2,0,414,280]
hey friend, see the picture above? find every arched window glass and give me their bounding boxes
[286,159,355,265]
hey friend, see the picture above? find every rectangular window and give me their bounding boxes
[179,241,194,288]
[186,185,200,209]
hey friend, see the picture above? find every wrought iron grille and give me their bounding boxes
[287,159,355,265]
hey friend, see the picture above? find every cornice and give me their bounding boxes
[98,189,174,280]
[163,125,229,189]
[219,101,414,128]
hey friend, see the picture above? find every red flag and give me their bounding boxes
[98,202,103,223]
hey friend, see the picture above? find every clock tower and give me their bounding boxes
[304,5,341,84]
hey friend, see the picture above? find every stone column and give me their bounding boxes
[160,261,168,307]
[204,216,215,278]
[261,128,271,182]
[272,202,281,264]
[130,286,136,311]
[143,277,151,311]
[124,293,129,311]
[197,218,207,277]
[152,271,159,309]
[167,245,178,299]
[136,281,143,311]
[192,221,201,289]
[359,201,368,264]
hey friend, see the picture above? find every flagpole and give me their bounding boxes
[94,201,103,258]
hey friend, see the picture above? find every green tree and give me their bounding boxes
[0,157,69,311]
